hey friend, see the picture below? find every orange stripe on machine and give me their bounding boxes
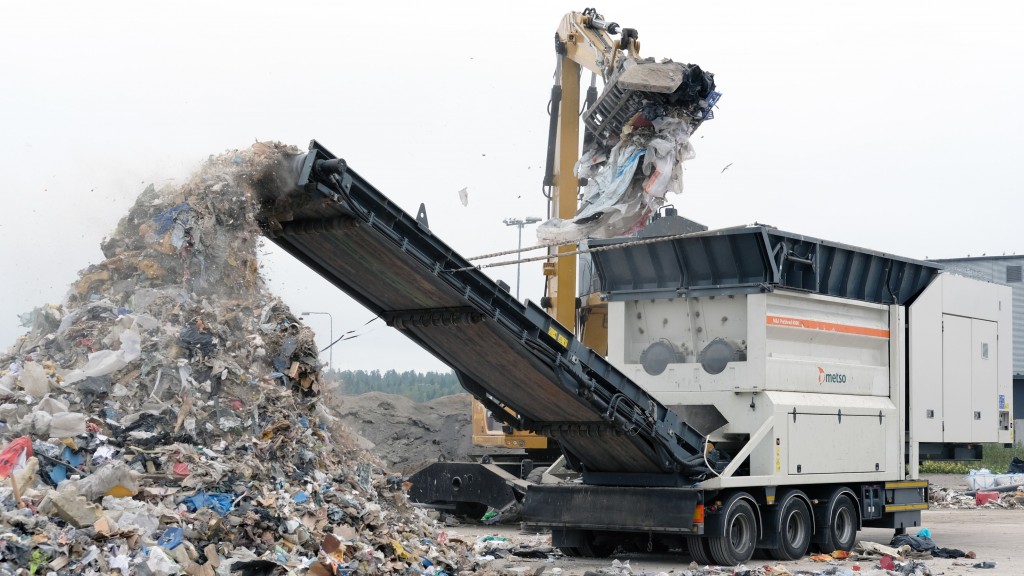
[765,315,890,338]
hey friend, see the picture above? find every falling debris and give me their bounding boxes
[720,162,733,173]
[458,187,469,207]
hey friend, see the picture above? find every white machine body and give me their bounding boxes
[605,272,1012,489]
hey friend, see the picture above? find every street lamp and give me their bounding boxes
[502,216,542,300]
[300,311,333,370]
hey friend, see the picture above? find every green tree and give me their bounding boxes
[334,369,461,401]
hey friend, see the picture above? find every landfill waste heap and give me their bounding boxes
[0,143,471,575]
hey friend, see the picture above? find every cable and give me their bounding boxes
[702,435,722,478]
[321,316,380,352]
[456,228,704,272]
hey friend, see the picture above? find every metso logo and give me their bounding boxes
[818,367,846,384]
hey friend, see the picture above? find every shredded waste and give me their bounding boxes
[0,143,473,575]
[930,473,1024,509]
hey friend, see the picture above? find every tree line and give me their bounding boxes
[329,369,462,401]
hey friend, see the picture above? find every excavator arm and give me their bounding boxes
[555,8,639,79]
[544,8,634,333]
[543,8,717,332]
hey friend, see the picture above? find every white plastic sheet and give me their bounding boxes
[63,329,142,385]
[71,461,139,501]
[49,412,88,438]
[137,546,178,576]
[102,495,160,537]
[16,361,50,398]
[537,113,697,243]
[36,396,70,414]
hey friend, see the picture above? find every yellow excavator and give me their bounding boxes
[410,7,717,517]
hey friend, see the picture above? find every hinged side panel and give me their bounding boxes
[942,314,974,442]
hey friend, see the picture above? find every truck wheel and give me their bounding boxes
[454,502,488,520]
[769,493,812,561]
[820,494,858,553]
[577,532,615,558]
[558,547,581,557]
[685,535,713,565]
[709,498,757,566]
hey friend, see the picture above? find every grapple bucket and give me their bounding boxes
[584,61,717,142]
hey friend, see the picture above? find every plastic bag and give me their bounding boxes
[1008,457,1024,475]
[36,396,70,414]
[70,461,139,501]
[16,361,50,398]
[179,324,216,358]
[63,329,142,384]
[138,546,179,576]
[182,490,234,516]
[102,495,160,537]
[642,116,695,200]
[537,112,698,243]
[536,144,644,243]
[0,436,33,479]
[49,412,88,438]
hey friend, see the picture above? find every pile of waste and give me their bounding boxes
[963,464,1024,491]
[926,466,1024,509]
[0,143,471,575]
[930,485,1024,509]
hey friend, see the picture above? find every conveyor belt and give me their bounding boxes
[258,141,712,483]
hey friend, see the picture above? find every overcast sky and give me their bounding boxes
[1,1,1020,373]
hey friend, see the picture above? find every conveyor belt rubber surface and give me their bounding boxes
[258,141,710,480]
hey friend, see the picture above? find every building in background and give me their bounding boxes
[935,255,1023,443]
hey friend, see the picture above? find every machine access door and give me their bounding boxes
[942,315,998,442]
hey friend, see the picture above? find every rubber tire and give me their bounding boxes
[686,535,714,565]
[709,498,757,566]
[577,532,615,558]
[769,494,812,561]
[820,494,858,553]
[559,546,582,557]
[454,502,488,520]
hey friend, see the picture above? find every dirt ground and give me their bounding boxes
[449,507,1023,575]
[329,392,506,474]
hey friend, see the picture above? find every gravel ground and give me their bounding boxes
[448,508,1024,576]
[922,473,969,491]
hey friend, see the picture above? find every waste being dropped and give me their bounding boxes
[537,61,719,243]
[0,143,469,575]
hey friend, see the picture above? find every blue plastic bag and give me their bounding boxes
[182,490,233,516]
[157,526,183,549]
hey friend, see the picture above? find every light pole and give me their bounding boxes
[300,311,333,370]
[502,216,542,300]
